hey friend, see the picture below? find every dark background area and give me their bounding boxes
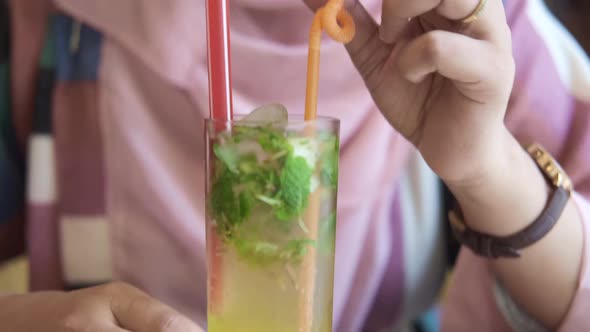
[545,0,590,54]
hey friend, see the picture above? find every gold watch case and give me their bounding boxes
[526,143,573,192]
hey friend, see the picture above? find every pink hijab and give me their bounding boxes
[53,0,412,330]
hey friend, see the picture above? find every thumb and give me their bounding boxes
[108,283,203,332]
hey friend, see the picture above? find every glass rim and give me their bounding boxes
[204,114,340,125]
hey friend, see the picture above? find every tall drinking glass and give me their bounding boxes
[205,115,340,332]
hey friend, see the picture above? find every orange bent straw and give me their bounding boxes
[304,0,355,121]
[300,1,355,331]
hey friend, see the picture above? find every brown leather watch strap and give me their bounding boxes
[449,186,570,258]
[448,144,573,259]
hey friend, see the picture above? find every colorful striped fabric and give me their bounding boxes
[24,14,110,291]
[0,0,23,225]
[25,14,61,290]
[2,3,109,289]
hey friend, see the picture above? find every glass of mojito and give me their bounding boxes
[205,105,340,332]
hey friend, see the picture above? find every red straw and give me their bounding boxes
[206,0,234,121]
[205,0,233,315]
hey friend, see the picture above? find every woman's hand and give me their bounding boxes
[308,0,515,186]
[0,282,203,332]
[305,1,584,328]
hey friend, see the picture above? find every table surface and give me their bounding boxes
[0,256,28,294]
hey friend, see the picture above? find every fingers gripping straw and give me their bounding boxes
[301,1,355,331]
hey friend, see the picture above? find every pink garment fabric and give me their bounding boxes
[46,0,590,331]
[54,0,411,330]
[9,0,65,291]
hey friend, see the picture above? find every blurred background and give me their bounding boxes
[545,0,590,53]
[0,0,589,301]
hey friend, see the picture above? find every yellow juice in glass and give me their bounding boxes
[205,115,339,332]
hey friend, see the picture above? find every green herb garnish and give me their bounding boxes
[232,238,316,266]
[275,155,313,221]
[208,124,338,266]
[214,144,239,174]
[209,169,254,237]
[318,212,337,255]
[320,135,339,189]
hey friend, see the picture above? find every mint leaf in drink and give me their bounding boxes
[236,153,259,175]
[281,239,316,261]
[275,154,313,221]
[256,194,282,207]
[210,169,240,236]
[232,239,282,266]
[320,136,339,189]
[208,106,323,266]
[214,144,239,174]
[318,212,337,255]
[289,137,317,168]
[258,129,291,153]
[238,191,255,222]
[232,238,315,266]
[232,125,291,156]
[209,164,259,237]
[232,125,258,142]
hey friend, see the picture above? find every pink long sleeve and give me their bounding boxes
[442,0,590,330]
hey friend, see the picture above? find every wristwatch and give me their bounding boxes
[448,143,573,259]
